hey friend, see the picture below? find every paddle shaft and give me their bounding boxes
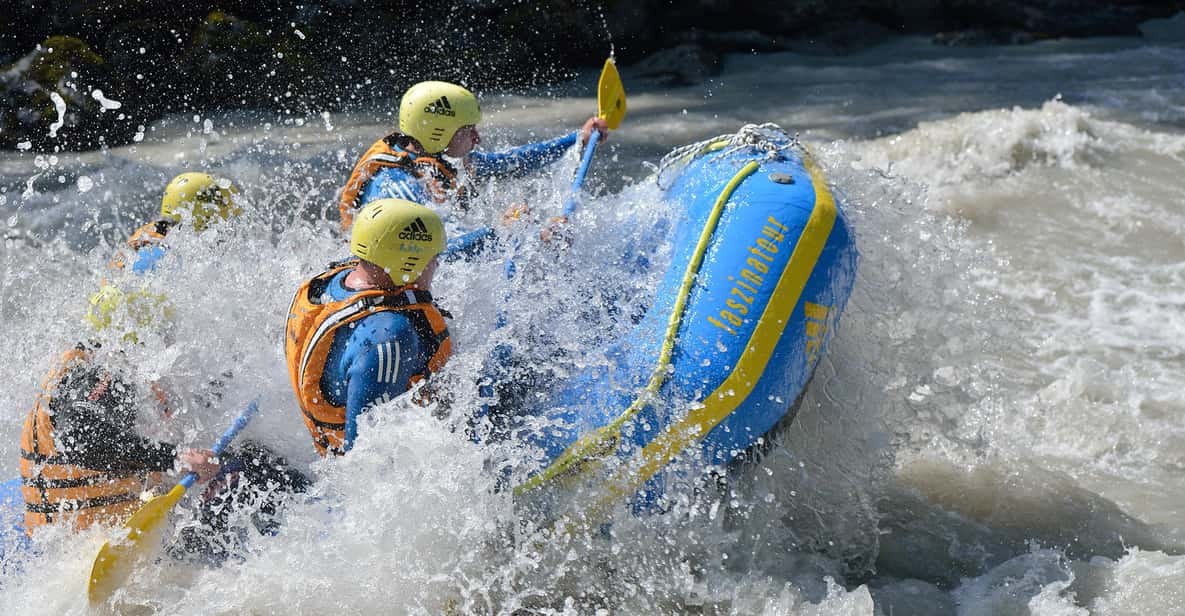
[502,131,604,284]
[88,399,263,604]
[443,227,495,259]
[178,399,260,490]
[563,130,602,217]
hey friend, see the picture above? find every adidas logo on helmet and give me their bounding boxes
[398,217,434,242]
[423,96,456,117]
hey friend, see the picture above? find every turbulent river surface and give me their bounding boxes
[3,30,1185,614]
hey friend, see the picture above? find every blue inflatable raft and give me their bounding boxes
[0,477,30,568]
[515,125,858,515]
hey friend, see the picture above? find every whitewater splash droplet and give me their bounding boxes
[295,28,306,40]
[48,92,66,138]
[16,141,32,151]
[91,89,122,111]
[77,176,94,192]
[133,125,145,142]
[22,173,41,198]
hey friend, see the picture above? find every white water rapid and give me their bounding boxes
[3,32,1185,614]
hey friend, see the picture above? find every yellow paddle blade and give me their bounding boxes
[88,483,188,605]
[597,57,627,130]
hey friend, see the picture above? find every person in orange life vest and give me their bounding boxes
[337,80,609,234]
[19,286,219,534]
[106,171,242,430]
[110,172,241,274]
[287,199,452,456]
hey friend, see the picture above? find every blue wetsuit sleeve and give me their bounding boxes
[341,314,424,452]
[468,132,578,179]
[131,246,168,275]
[360,167,432,206]
[445,227,496,261]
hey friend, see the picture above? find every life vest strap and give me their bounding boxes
[298,283,439,387]
[361,289,435,310]
[20,449,64,465]
[299,405,346,431]
[24,491,140,514]
[403,308,450,378]
[22,473,113,490]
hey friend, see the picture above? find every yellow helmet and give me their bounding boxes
[85,284,175,344]
[398,81,481,154]
[160,172,241,232]
[350,199,446,283]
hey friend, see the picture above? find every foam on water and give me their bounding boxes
[854,98,1185,504]
[0,124,926,612]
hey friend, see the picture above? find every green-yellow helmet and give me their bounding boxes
[350,199,446,283]
[161,172,241,232]
[398,81,481,154]
[85,284,175,344]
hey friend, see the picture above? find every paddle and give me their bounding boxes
[476,57,629,425]
[87,399,261,605]
[501,57,626,279]
[562,57,627,217]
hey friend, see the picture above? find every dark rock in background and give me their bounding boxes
[633,44,720,86]
[1140,10,1185,39]
[0,36,128,150]
[932,28,1043,47]
[0,0,1181,151]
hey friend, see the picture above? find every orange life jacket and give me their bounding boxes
[285,260,453,456]
[19,348,151,534]
[108,219,173,271]
[337,134,467,232]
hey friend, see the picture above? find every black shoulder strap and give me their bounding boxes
[363,288,435,310]
[153,219,176,236]
[402,308,450,374]
[307,260,361,303]
[367,290,451,373]
[384,132,410,150]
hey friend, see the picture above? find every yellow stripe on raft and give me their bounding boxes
[515,160,762,496]
[593,151,838,509]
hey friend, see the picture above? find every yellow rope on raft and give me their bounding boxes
[515,159,762,496]
[590,151,837,512]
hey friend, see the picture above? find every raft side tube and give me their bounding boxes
[518,137,857,508]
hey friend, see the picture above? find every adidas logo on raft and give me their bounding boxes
[398,217,433,242]
[423,96,456,117]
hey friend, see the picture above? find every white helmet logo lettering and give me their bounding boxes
[398,217,434,242]
[424,96,456,117]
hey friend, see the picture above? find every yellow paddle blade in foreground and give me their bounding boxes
[88,483,188,605]
[598,57,627,130]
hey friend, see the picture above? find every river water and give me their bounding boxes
[2,27,1185,614]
